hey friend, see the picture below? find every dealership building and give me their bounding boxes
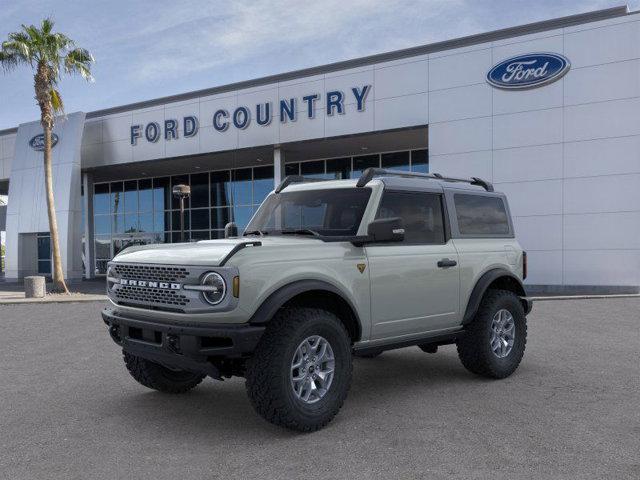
[0,5,639,293]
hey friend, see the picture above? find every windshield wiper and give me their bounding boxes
[279,228,320,237]
[243,229,268,236]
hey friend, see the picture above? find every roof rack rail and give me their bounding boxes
[356,168,494,192]
[274,175,327,193]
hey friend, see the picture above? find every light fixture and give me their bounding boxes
[360,146,368,151]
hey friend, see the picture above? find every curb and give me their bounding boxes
[0,295,107,305]
[528,294,640,301]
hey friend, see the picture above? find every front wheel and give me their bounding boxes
[245,307,353,432]
[456,289,527,379]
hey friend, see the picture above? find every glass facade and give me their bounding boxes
[92,148,428,274]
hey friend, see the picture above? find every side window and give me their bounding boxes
[454,194,510,235]
[376,191,445,244]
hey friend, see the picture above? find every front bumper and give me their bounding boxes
[102,307,265,377]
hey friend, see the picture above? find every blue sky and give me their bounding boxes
[0,0,637,130]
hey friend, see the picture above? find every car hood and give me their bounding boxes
[112,236,323,266]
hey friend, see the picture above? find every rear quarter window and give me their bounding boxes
[454,194,511,236]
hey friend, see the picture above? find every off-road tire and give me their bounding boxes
[245,307,353,432]
[456,289,527,379]
[123,352,205,393]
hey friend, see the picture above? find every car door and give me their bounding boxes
[365,188,460,340]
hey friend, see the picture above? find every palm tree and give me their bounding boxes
[0,18,93,293]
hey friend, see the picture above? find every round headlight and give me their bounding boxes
[201,272,226,305]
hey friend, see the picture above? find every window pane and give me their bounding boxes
[154,211,170,232]
[124,180,138,213]
[94,215,111,235]
[38,260,52,274]
[411,149,428,173]
[210,171,231,207]
[94,183,110,215]
[300,160,326,178]
[326,157,350,180]
[376,191,445,244]
[153,177,171,211]
[285,163,300,176]
[95,236,111,259]
[253,166,274,205]
[37,235,51,260]
[112,214,125,234]
[352,155,379,179]
[191,208,210,230]
[190,230,210,241]
[232,168,252,205]
[190,173,209,208]
[111,182,123,215]
[454,194,510,235]
[211,207,231,229]
[381,151,410,171]
[232,205,253,228]
[138,179,153,212]
[211,230,224,239]
[171,175,190,209]
[171,210,190,231]
[139,213,153,232]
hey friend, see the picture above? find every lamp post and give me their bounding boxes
[172,184,191,242]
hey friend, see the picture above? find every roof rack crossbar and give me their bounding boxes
[356,168,494,192]
[274,175,327,193]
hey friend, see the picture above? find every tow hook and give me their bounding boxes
[108,324,121,343]
[166,334,181,354]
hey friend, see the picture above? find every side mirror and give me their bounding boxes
[224,222,238,238]
[367,217,405,243]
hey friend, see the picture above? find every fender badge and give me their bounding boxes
[357,263,366,274]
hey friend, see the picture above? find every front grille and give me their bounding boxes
[114,285,190,307]
[113,264,189,282]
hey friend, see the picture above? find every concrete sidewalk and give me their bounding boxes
[0,278,107,304]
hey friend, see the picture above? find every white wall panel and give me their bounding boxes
[564,59,640,106]
[493,108,562,149]
[102,114,133,143]
[524,250,563,285]
[325,102,374,138]
[497,180,563,217]
[564,250,639,286]
[564,20,640,68]
[324,68,374,107]
[429,116,491,155]
[429,150,492,180]
[279,111,325,143]
[564,135,640,178]
[492,143,563,183]
[563,174,640,214]
[429,83,491,123]
[493,80,563,115]
[373,93,428,132]
[428,48,492,91]
[102,139,133,164]
[564,97,640,142]
[513,215,563,251]
[492,33,563,60]
[563,212,640,250]
[199,125,238,153]
[374,60,428,100]
[82,120,102,145]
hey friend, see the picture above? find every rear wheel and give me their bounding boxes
[456,289,527,379]
[245,307,352,432]
[123,352,205,393]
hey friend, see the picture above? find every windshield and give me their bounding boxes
[245,188,372,237]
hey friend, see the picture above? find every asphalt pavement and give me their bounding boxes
[1,298,638,479]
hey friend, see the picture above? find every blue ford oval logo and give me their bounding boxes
[29,133,59,151]
[487,53,570,90]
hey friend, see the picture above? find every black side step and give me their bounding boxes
[353,330,464,356]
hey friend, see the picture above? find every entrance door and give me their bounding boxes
[366,189,460,340]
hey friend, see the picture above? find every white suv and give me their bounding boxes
[102,168,532,432]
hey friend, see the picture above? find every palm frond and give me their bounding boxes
[50,87,64,113]
[64,47,94,81]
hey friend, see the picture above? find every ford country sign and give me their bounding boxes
[29,133,59,151]
[487,53,570,90]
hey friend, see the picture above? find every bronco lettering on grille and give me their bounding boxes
[119,279,181,290]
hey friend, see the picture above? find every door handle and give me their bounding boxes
[437,258,457,268]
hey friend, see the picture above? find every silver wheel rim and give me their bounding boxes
[290,335,335,404]
[490,309,515,358]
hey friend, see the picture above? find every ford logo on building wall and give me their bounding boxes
[29,133,59,151]
[487,53,570,90]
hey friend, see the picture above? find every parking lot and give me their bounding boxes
[1,297,638,479]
